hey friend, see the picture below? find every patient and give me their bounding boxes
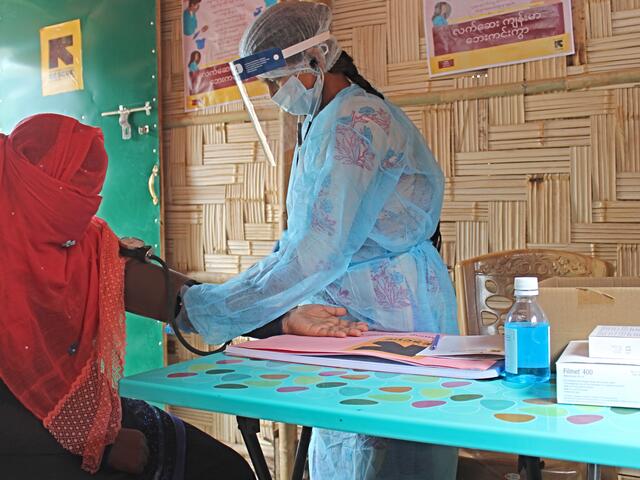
[0,114,364,479]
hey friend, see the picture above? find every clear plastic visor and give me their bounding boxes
[229,31,331,167]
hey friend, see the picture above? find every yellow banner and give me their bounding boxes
[424,0,574,77]
[40,19,84,96]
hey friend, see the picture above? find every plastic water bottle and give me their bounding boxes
[504,277,551,384]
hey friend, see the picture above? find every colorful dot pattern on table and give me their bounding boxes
[125,353,640,435]
[120,352,640,472]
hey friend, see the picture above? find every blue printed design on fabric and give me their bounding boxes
[383,148,403,170]
[311,175,337,235]
[312,198,337,235]
[371,263,411,310]
[334,123,376,170]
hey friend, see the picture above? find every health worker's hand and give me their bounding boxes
[282,305,368,338]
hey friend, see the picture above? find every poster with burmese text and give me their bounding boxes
[424,0,574,77]
[182,0,277,111]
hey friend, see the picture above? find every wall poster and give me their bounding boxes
[424,0,574,77]
[40,19,84,96]
[182,0,276,112]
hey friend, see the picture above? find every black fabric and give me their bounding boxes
[430,221,442,253]
[0,380,255,480]
[174,282,283,339]
[245,317,284,339]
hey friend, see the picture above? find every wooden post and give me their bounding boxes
[571,0,588,66]
[391,67,640,107]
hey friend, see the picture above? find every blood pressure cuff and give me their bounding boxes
[124,259,283,338]
[124,259,193,323]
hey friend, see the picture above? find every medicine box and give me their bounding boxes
[589,325,640,361]
[556,341,640,409]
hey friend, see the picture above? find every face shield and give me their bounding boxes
[229,31,331,167]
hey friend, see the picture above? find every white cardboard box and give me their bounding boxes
[589,325,640,361]
[556,341,640,409]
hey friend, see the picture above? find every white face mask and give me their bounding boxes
[271,72,324,117]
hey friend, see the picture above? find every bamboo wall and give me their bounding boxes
[160,0,640,476]
[329,0,640,276]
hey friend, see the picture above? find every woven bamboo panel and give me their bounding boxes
[454,76,489,152]
[161,0,640,474]
[617,244,640,275]
[570,146,593,224]
[386,0,420,63]
[613,1,640,12]
[441,202,488,222]
[612,8,640,35]
[331,0,386,30]
[445,176,528,202]
[441,241,456,275]
[524,57,567,81]
[573,223,640,243]
[616,87,640,172]
[587,0,614,39]
[527,174,571,245]
[423,106,453,177]
[456,148,571,176]
[587,32,640,72]
[618,172,640,198]
[488,119,591,150]
[591,114,617,201]
[456,221,488,262]
[525,90,615,121]
[488,65,525,125]
[593,201,640,221]
[352,24,388,87]
[489,202,526,252]
[401,106,426,135]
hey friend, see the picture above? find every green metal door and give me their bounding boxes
[0,0,163,375]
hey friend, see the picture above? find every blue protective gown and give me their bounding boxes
[184,84,458,479]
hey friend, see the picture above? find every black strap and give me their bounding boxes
[148,254,226,357]
[430,222,442,253]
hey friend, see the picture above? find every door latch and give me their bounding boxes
[101,101,152,140]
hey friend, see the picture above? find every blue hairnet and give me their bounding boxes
[239,2,342,78]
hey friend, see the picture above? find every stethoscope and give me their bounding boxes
[120,238,225,357]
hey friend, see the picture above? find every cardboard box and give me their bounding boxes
[537,277,640,365]
[589,325,640,361]
[556,341,640,409]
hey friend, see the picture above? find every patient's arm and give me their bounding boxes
[123,260,368,340]
[123,259,283,338]
[123,259,192,323]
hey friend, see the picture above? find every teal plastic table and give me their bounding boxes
[120,353,640,479]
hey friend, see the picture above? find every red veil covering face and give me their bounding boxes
[0,114,126,472]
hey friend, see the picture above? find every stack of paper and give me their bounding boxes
[226,332,504,379]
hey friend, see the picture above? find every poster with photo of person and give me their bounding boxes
[424,0,574,77]
[182,0,276,111]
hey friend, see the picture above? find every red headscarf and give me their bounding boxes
[0,114,126,472]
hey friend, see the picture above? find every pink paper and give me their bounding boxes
[234,332,497,370]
